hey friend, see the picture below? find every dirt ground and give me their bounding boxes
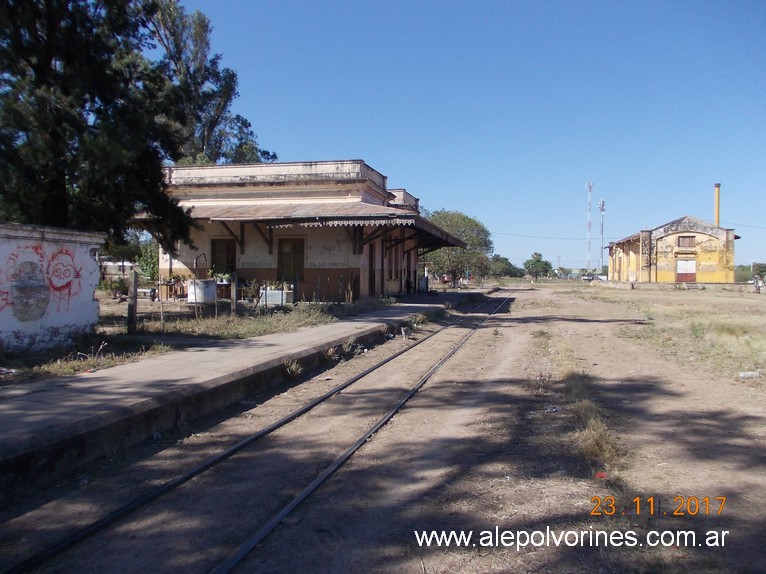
[240,285,765,573]
[2,284,764,573]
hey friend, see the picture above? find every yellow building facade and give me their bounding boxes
[608,215,736,284]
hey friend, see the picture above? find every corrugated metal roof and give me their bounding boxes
[609,232,641,246]
[183,201,465,249]
[185,201,414,224]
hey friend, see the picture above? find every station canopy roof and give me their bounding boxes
[182,201,466,251]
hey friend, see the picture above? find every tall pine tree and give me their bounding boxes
[149,0,276,165]
[0,0,193,252]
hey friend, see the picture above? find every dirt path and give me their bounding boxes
[3,286,764,573]
[245,286,765,573]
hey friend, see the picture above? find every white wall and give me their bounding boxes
[161,223,358,275]
[303,227,355,269]
[0,223,105,351]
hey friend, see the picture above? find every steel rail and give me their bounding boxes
[5,296,501,574]
[210,297,511,574]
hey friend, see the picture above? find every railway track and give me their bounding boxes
[5,294,512,574]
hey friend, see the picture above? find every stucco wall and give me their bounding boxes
[0,223,105,351]
[161,223,359,279]
[609,217,734,284]
[609,239,640,282]
[654,230,734,283]
[654,232,715,282]
[159,224,422,301]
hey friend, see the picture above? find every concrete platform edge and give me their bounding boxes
[0,318,401,501]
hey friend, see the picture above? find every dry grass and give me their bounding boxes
[284,359,303,378]
[563,371,593,400]
[600,290,766,377]
[446,284,738,573]
[136,302,337,339]
[569,398,600,426]
[574,416,624,466]
[1,293,397,385]
[412,308,445,326]
[522,323,624,468]
[561,371,624,467]
[322,346,340,363]
[551,283,766,377]
[0,341,172,384]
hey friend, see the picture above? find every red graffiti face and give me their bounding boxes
[47,250,81,293]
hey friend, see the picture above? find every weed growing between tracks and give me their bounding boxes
[284,359,303,379]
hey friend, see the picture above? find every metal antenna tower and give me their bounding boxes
[598,198,606,274]
[586,182,592,273]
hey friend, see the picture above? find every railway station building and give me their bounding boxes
[607,215,736,284]
[157,160,465,301]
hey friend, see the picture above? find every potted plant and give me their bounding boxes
[241,279,260,303]
[208,268,232,285]
[259,281,294,306]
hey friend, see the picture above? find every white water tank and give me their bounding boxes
[187,279,217,303]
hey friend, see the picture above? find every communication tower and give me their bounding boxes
[598,199,606,274]
[586,182,592,273]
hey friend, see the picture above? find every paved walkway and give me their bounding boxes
[0,295,458,498]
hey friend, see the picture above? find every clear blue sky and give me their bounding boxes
[179,0,765,270]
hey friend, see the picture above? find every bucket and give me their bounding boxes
[187,279,217,303]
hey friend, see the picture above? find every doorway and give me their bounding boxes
[368,242,376,296]
[676,259,697,282]
[211,238,236,274]
[277,238,305,284]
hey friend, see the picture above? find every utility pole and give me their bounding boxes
[599,199,606,275]
[586,182,593,273]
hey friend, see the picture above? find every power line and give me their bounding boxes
[492,220,765,241]
[491,231,623,241]
[720,221,766,230]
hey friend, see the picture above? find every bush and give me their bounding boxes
[99,277,129,295]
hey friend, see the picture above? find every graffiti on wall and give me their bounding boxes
[0,244,83,321]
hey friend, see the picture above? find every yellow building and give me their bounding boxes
[608,215,736,284]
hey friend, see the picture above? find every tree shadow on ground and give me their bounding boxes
[240,370,763,573]
[4,304,763,573]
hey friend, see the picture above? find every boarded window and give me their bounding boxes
[678,236,696,248]
[676,259,697,282]
[211,238,236,274]
[278,238,305,282]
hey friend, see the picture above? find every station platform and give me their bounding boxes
[0,293,475,500]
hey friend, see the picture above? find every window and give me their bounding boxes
[211,238,236,274]
[278,238,305,282]
[678,236,696,248]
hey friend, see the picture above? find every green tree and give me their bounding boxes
[426,210,493,286]
[102,230,143,264]
[136,239,160,282]
[737,263,766,283]
[489,254,525,278]
[0,0,193,252]
[150,1,276,165]
[523,252,553,279]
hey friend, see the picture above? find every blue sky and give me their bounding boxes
[178,0,765,270]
